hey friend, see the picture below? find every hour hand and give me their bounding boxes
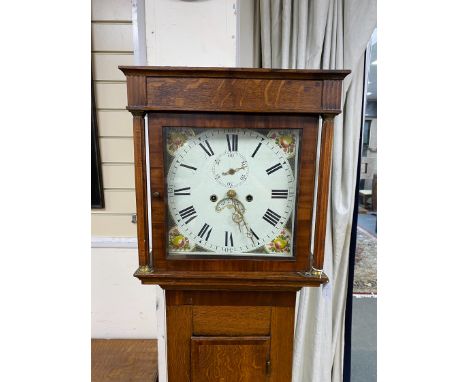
[221,164,246,176]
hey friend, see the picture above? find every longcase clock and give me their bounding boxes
[120,66,350,382]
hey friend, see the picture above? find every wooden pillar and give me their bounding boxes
[131,111,150,270]
[312,114,335,271]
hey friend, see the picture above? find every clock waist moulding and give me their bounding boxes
[120,66,350,382]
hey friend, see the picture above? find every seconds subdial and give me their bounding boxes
[212,152,249,188]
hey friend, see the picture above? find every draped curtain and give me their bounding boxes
[255,1,376,381]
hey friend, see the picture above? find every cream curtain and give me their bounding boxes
[255,1,376,381]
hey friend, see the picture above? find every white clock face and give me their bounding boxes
[165,128,300,257]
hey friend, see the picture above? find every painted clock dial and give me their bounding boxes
[164,128,300,257]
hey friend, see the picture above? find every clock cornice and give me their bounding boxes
[119,66,350,115]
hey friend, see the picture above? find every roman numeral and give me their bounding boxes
[225,231,234,247]
[197,223,212,241]
[174,187,191,196]
[251,142,262,158]
[266,163,282,175]
[179,205,197,224]
[199,140,214,156]
[271,189,288,199]
[250,228,259,241]
[180,163,197,171]
[262,208,281,226]
[226,134,238,152]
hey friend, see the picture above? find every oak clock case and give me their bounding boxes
[120,66,349,382]
[164,127,301,259]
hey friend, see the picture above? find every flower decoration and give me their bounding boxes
[265,228,291,255]
[166,128,195,156]
[168,226,194,252]
[267,130,296,158]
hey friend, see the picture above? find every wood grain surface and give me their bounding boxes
[191,336,270,382]
[91,339,157,382]
[166,305,192,382]
[146,77,323,113]
[164,290,297,381]
[137,270,328,289]
[165,290,296,307]
[120,67,349,114]
[269,306,295,381]
[193,306,271,336]
[120,66,350,77]
[312,115,335,271]
[132,113,150,267]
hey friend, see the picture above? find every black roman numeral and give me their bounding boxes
[197,223,212,241]
[251,142,262,158]
[179,206,197,224]
[174,187,191,196]
[262,208,281,226]
[226,134,238,152]
[180,163,197,171]
[225,231,234,247]
[266,163,282,175]
[250,228,259,241]
[199,140,214,156]
[271,189,288,199]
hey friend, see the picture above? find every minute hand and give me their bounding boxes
[231,199,255,244]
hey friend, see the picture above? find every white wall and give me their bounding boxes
[91,246,157,338]
[238,0,256,67]
[146,0,237,67]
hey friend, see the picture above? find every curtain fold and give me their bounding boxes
[256,1,376,381]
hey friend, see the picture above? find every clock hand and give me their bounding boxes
[221,164,247,176]
[215,197,245,234]
[231,198,255,245]
[216,190,255,245]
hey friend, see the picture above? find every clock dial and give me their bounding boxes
[165,128,300,257]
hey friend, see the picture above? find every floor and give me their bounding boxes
[358,212,377,237]
[91,339,158,382]
[350,296,377,382]
[352,210,377,381]
[354,211,377,295]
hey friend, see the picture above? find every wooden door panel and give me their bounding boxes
[191,336,270,382]
[192,306,271,336]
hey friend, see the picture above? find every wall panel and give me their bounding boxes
[92,190,136,214]
[100,138,134,163]
[97,110,133,137]
[102,164,135,189]
[92,23,133,52]
[93,53,133,81]
[95,83,128,110]
[92,0,133,21]
[92,214,136,237]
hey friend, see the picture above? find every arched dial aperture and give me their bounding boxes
[166,128,299,256]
